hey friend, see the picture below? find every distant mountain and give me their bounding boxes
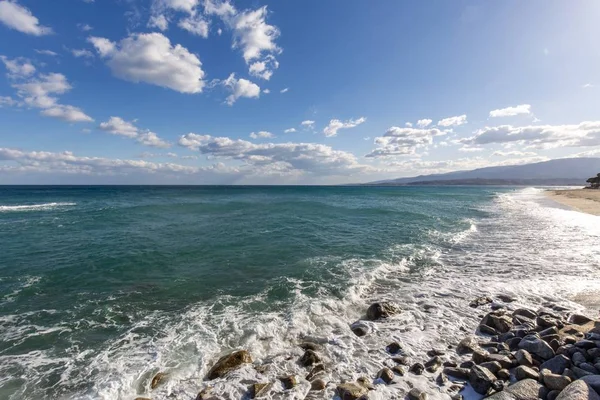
[366,158,600,186]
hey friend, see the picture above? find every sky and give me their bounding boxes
[0,0,599,184]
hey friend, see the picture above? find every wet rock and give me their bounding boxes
[540,354,571,374]
[366,302,400,320]
[135,398,151,400]
[469,365,497,395]
[306,364,325,381]
[518,335,555,360]
[547,390,560,400]
[443,367,470,380]
[460,361,475,369]
[542,372,571,391]
[356,376,375,390]
[336,383,368,400]
[549,339,561,352]
[513,308,538,320]
[350,321,370,337]
[588,348,600,359]
[486,354,513,369]
[279,375,297,390]
[573,352,588,366]
[491,380,506,392]
[299,350,321,367]
[425,356,443,373]
[481,312,513,334]
[472,349,489,364]
[579,362,599,374]
[150,372,168,389]
[436,372,448,385]
[480,361,502,374]
[515,365,539,381]
[570,314,595,325]
[392,356,411,365]
[196,387,215,400]
[497,294,517,303]
[506,337,522,351]
[299,342,321,351]
[392,365,405,376]
[539,326,559,336]
[443,360,457,367]
[408,388,428,400]
[480,324,499,336]
[497,369,510,380]
[470,296,493,308]
[410,363,425,375]
[572,366,594,378]
[376,367,395,384]
[581,375,600,393]
[386,342,402,354]
[556,380,600,400]
[206,350,252,380]
[537,315,562,330]
[310,379,326,391]
[249,383,270,399]
[485,379,548,400]
[457,337,480,354]
[427,348,446,356]
[515,349,534,367]
[576,340,598,350]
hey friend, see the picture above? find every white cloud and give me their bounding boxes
[35,49,58,57]
[41,105,94,122]
[217,28,222,35]
[99,116,170,148]
[89,33,205,94]
[300,120,315,128]
[77,23,93,32]
[463,121,600,149]
[387,155,549,175]
[178,14,209,37]
[323,117,366,137]
[222,73,260,105]
[262,88,270,94]
[492,150,538,157]
[405,122,412,127]
[458,145,484,152]
[366,126,448,158]
[284,128,296,133]
[582,83,594,89]
[71,49,94,59]
[249,131,274,139]
[248,55,278,80]
[148,14,169,31]
[571,148,600,158]
[280,87,289,93]
[0,56,35,78]
[489,104,531,118]
[0,1,52,36]
[416,119,432,128]
[0,95,17,107]
[154,0,198,14]
[437,114,467,127]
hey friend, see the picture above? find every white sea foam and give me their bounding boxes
[0,202,76,212]
[2,188,600,400]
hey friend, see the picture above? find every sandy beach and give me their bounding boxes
[545,189,600,216]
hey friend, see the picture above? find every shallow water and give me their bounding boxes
[0,186,598,400]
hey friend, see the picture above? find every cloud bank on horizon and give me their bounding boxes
[0,0,599,184]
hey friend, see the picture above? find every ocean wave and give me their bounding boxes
[0,202,76,212]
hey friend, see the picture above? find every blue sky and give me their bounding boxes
[0,0,599,184]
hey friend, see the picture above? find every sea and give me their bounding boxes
[0,186,599,400]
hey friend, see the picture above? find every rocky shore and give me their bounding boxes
[138,295,600,400]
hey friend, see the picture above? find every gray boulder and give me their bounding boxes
[556,380,600,400]
[515,349,534,367]
[485,379,547,400]
[206,350,252,380]
[443,367,470,380]
[366,302,400,320]
[376,367,394,384]
[518,335,555,360]
[469,365,496,394]
[513,308,537,320]
[457,336,480,354]
[540,354,571,374]
[408,388,428,400]
[581,375,600,394]
[542,372,571,391]
[336,383,368,400]
[515,365,539,381]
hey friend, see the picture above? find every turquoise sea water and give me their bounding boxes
[1,186,599,400]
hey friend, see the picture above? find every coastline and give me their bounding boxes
[544,189,600,216]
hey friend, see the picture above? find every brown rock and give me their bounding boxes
[150,372,167,390]
[366,302,401,320]
[306,364,325,381]
[249,383,270,399]
[279,375,297,390]
[299,350,321,367]
[336,383,369,400]
[310,379,326,391]
[376,367,395,384]
[206,350,252,380]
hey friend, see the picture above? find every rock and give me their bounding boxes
[299,342,322,351]
[480,324,499,336]
[576,340,598,350]
[386,342,402,354]
[206,350,252,380]
[472,349,489,364]
[356,376,374,390]
[310,379,326,391]
[542,372,571,391]
[514,308,538,320]
[588,349,600,359]
[539,326,559,336]
[497,294,517,303]
[151,372,168,389]
[506,337,522,351]
[350,321,370,337]
[480,361,502,374]
[515,349,534,367]
[579,362,599,374]
[443,367,470,380]
[392,356,411,365]
[515,365,539,381]
[457,337,480,354]
[486,354,513,369]
[443,360,458,367]
[376,367,394,384]
[540,355,571,374]
[425,356,443,372]
[408,388,428,400]
[556,380,600,400]
[470,296,493,308]
[306,364,325,381]
[392,365,405,376]
[299,350,321,367]
[481,312,513,333]
[250,383,270,399]
[366,302,400,320]
[196,387,214,400]
[572,366,595,378]
[135,398,151,400]
[537,315,562,330]
[549,339,561,352]
[427,348,446,357]
[492,380,506,392]
[279,375,297,390]
[436,372,448,385]
[485,379,547,400]
[410,363,425,375]
[574,352,588,366]
[518,335,555,360]
[581,375,600,393]
[469,365,497,395]
[497,369,510,380]
[570,314,595,325]
[336,383,368,400]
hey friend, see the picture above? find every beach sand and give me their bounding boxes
[545,189,600,216]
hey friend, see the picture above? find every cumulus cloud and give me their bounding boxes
[405,122,413,127]
[582,83,594,89]
[99,116,170,148]
[416,119,432,128]
[178,14,209,37]
[71,49,94,59]
[222,73,260,105]
[489,104,532,118]
[88,33,205,94]
[301,120,314,128]
[0,95,17,107]
[284,128,296,133]
[148,14,169,30]
[248,55,278,80]
[263,88,270,94]
[77,23,93,32]
[323,117,366,137]
[366,126,448,158]
[178,133,372,176]
[249,131,274,139]
[0,1,52,36]
[462,122,600,149]
[1,56,93,122]
[437,114,467,127]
